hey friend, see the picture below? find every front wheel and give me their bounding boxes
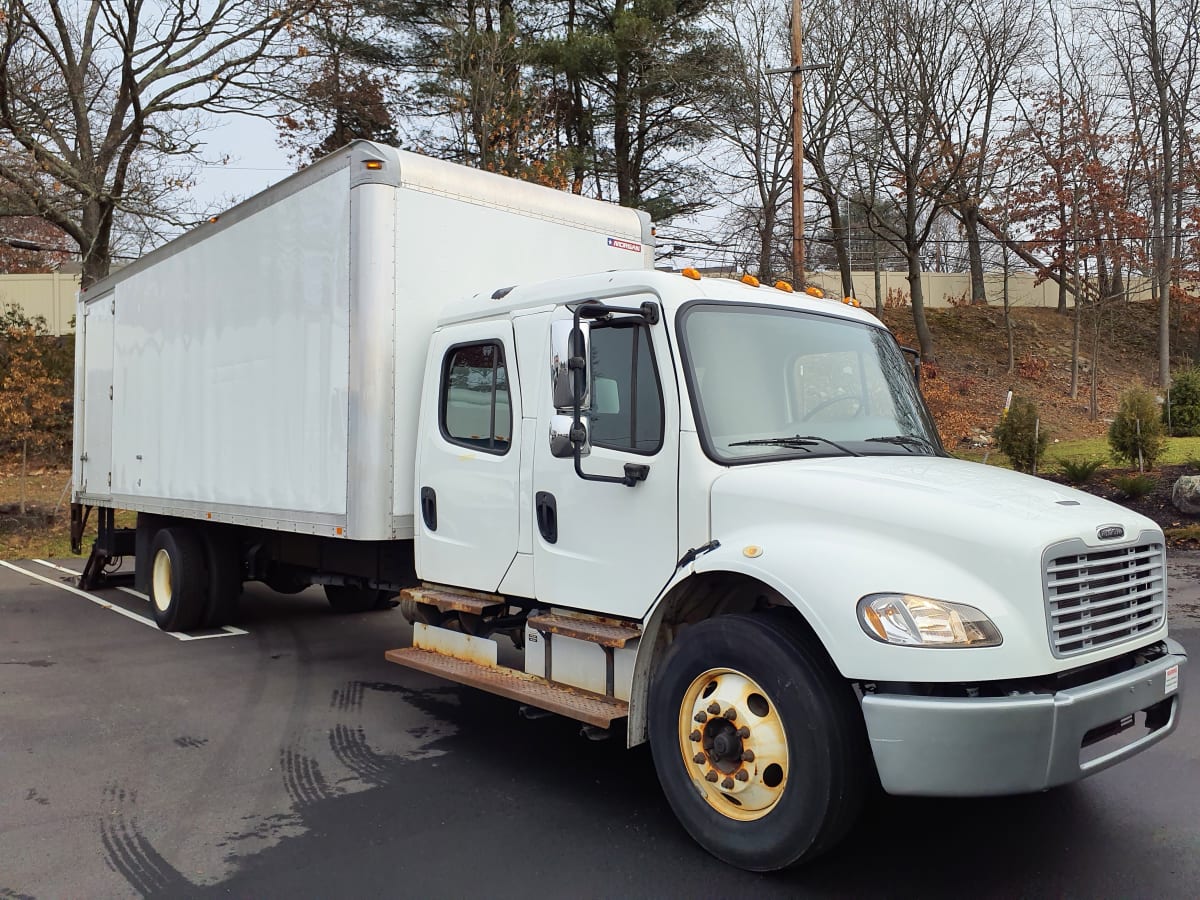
[648,612,868,871]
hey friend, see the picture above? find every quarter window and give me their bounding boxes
[441,342,512,454]
[588,323,664,454]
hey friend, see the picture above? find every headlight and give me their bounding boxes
[857,593,1002,647]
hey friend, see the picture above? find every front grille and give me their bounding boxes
[1043,540,1166,657]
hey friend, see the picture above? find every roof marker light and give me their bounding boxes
[741,274,760,287]
[681,267,701,280]
[804,285,824,299]
[364,159,384,170]
[774,280,794,293]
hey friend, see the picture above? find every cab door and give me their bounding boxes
[532,297,679,620]
[415,321,522,591]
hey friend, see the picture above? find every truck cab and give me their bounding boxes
[390,267,1186,871]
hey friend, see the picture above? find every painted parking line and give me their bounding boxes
[1,560,248,641]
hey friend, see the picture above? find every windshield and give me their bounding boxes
[678,302,942,462]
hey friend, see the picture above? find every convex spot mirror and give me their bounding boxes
[549,414,589,458]
[551,319,591,410]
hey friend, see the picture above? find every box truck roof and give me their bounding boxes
[82,140,652,301]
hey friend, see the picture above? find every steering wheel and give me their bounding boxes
[801,394,862,421]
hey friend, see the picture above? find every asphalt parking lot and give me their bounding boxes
[1,556,1197,899]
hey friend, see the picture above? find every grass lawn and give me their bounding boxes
[0,466,132,560]
[957,436,1200,472]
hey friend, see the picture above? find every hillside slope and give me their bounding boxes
[882,302,1175,448]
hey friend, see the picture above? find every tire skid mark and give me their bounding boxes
[328,724,393,786]
[329,680,364,712]
[280,745,337,808]
[99,781,196,898]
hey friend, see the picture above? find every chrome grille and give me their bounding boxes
[1043,540,1166,657]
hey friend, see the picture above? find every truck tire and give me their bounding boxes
[648,612,867,871]
[324,584,385,613]
[149,527,209,632]
[201,530,242,628]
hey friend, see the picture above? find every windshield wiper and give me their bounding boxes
[728,434,863,457]
[865,434,937,454]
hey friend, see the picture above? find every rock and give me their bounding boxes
[1171,475,1200,514]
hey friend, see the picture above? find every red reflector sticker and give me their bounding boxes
[607,237,642,253]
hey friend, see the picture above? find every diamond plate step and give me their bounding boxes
[384,647,629,728]
[400,584,505,616]
[526,613,641,648]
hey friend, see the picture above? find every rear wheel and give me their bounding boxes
[324,584,386,613]
[648,612,867,872]
[149,527,208,632]
[200,530,242,628]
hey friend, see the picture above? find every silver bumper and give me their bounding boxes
[861,639,1187,797]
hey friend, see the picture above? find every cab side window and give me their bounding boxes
[588,323,663,454]
[441,342,512,454]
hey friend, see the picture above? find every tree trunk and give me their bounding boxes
[1057,238,1068,314]
[873,244,883,317]
[758,206,776,281]
[905,247,935,361]
[963,203,986,304]
[1004,250,1014,374]
[79,199,114,290]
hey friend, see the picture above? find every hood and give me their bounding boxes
[710,455,1160,556]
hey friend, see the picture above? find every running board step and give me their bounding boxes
[384,647,629,729]
[526,613,641,648]
[400,584,506,616]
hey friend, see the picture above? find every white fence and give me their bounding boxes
[804,270,1157,309]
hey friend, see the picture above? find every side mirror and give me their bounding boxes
[551,319,590,410]
[549,414,589,458]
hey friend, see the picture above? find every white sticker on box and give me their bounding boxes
[1165,664,1179,695]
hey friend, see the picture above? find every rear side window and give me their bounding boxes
[588,323,663,454]
[441,342,512,454]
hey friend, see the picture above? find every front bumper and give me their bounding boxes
[861,639,1187,796]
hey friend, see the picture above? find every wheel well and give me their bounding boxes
[626,571,829,748]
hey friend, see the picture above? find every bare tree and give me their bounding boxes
[1102,0,1200,385]
[847,0,975,360]
[0,0,310,287]
[696,0,792,281]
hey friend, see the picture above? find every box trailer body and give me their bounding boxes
[69,145,1186,874]
[73,141,653,540]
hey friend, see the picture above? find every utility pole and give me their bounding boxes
[768,5,826,285]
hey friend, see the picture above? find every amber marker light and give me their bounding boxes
[682,267,701,280]
[804,285,824,298]
[364,160,384,170]
[741,274,760,287]
[774,280,794,293]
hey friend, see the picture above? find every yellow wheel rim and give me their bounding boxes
[152,548,173,613]
[677,667,789,822]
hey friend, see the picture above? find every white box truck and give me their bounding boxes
[72,140,1186,872]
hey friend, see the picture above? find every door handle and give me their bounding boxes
[421,486,437,531]
[535,491,558,544]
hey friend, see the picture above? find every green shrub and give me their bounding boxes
[1108,384,1167,469]
[1059,457,1105,485]
[994,397,1048,474]
[1165,367,1200,435]
[1112,473,1156,499]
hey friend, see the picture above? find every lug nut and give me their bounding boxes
[689,730,702,742]
[737,726,750,739]
[735,770,750,782]
[741,750,755,762]
[721,777,735,789]
[705,771,719,783]
[707,701,721,715]
[694,711,707,723]
[723,707,737,720]
[693,752,707,765]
